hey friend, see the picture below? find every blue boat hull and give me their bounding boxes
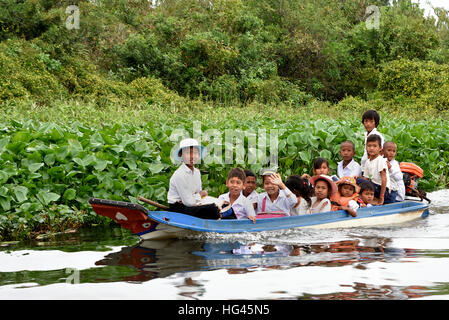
[88,198,429,240]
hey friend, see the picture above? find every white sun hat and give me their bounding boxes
[172,138,206,162]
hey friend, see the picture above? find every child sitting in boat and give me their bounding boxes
[301,157,331,180]
[218,168,257,223]
[285,174,313,215]
[309,175,337,213]
[243,169,259,209]
[383,141,405,202]
[357,182,375,207]
[302,157,339,182]
[167,138,222,219]
[337,141,362,179]
[257,170,298,215]
[331,176,359,217]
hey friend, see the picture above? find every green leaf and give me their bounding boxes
[68,139,84,156]
[48,166,65,179]
[0,186,9,197]
[12,131,31,143]
[148,163,165,174]
[44,153,56,166]
[28,162,44,173]
[319,149,333,160]
[6,142,26,153]
[73,154,95,168]
[0,137,10,151]
[299,151,311,163]
[94,159,110,171]
[13,186,28,203]
[37,191,61,206]
[286,132,301,146]
[63,189,76,201]
[0,198,11,211]
[0,171,9,184]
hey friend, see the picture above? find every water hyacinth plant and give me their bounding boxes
[0,116,448,241]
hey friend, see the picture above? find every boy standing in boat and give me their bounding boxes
[361,110,384,168]
[383,141,405,202]
[167,138,221,219]
[362,134,395,205]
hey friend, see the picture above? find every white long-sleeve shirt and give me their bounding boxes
[389,159,405,201]
[218,192,256,220]
[256,188,298,216]
[167,163,202,206]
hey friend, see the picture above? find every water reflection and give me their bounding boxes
[305,283,429,300]
[95,237,416,282]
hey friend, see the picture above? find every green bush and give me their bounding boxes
[0,39,67,102]
[378,59,449,100]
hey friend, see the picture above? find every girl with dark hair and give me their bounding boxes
[285,175,313,215]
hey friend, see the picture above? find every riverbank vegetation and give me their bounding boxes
[1,0,449,240]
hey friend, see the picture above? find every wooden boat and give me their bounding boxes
[88,197,429,241]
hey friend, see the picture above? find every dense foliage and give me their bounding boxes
[1,116,448,240]
[1,0,449,108]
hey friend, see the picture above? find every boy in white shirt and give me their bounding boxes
[361,110,385,168]
[243,169,259,209]
[337,140,362,178]
[383,141,405,202]
[362,134,395,205]
[167,138,221,219]
[257,170,298,215]
[218,168,256,222]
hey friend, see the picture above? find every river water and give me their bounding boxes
[1,190,448,300]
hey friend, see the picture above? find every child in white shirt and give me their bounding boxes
[257,170,297,215]
[361,110,385,168]
[218,168,256,222]
[362,134,395,205]
[242,169,259,209]
[285,174,313,215]
[309,175,337,213]
[383,141,405,202]
[337,141,362,178]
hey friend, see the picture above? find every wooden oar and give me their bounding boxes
[137,196,169,210]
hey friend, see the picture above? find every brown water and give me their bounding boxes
[1,190,448,300]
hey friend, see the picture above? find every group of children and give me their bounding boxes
[167,110,406,222]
